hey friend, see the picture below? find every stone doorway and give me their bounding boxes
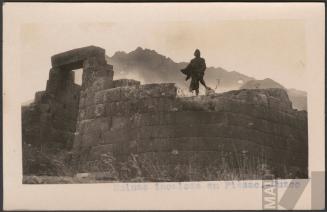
[37,46,113,151]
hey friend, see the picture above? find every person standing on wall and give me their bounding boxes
[181,49,211,96]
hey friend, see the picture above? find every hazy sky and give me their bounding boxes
[16,3,315,102]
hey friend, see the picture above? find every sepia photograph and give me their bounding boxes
[3,2,325,210]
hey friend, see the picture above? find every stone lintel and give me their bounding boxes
[51,46,106,70]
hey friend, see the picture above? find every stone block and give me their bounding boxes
[103,128,132,144]
[131,98,172,113]
[78,109,86,121]
[51,46,106,69]
[174,124,204,138]
[156,126,176,138]
[174,111,198,125]
[130,112,176,127]
[85,92,95,107]
[91,77,114,92]
[78,117,111,135]
[93,91,104,104]
[128,99,141,114]
[178,98,209,111]
[174,111,226,125]
[105,102,129,116]
[59,104,79,119]
[39,103,50,113]
[111,116,130,130]
[51,116,76,132]
[157,112,176,125]
[79,96,86,109]
[137,138,170,153]
[95,104,105,117]
[34,91,46,104]
[157,98,176,112]
[137,113,158,126]
[81,130,102,147]
[138,83,176,99]
[104,102,114,116]
[138,84,163,98]
[160,83,177,97]
[94,65,114,78]
[85,105,96,119]
[138,98,157,113]
[75,120,83,133]
[137,125,175,139]
[120,86,140,100]
[103,87,121,103]
[113,79,140,88]
[73,133,82,150]
[80,89,87,98]
[48,128,75,148]
[83,57,107,70]
[110,101,132,116]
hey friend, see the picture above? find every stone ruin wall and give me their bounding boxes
[22,46,308,180]
[73,80,308,180]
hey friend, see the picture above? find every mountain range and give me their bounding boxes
[240,78,307,110]
[106,47,254,92]
[106,47,307,111]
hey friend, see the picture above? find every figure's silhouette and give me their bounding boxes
[181,49,211,96]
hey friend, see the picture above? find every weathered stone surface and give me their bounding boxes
[138,83,177,98]
[94,64,114,78]
[103,87,122,103]
[51,46,106,69]
[74,86,307,179]
[34,91,47,104]
[111,116,130,130]
[91,76,114,92]
[113,79,140,88]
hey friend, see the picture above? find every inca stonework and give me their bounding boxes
[22,46,308,181]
